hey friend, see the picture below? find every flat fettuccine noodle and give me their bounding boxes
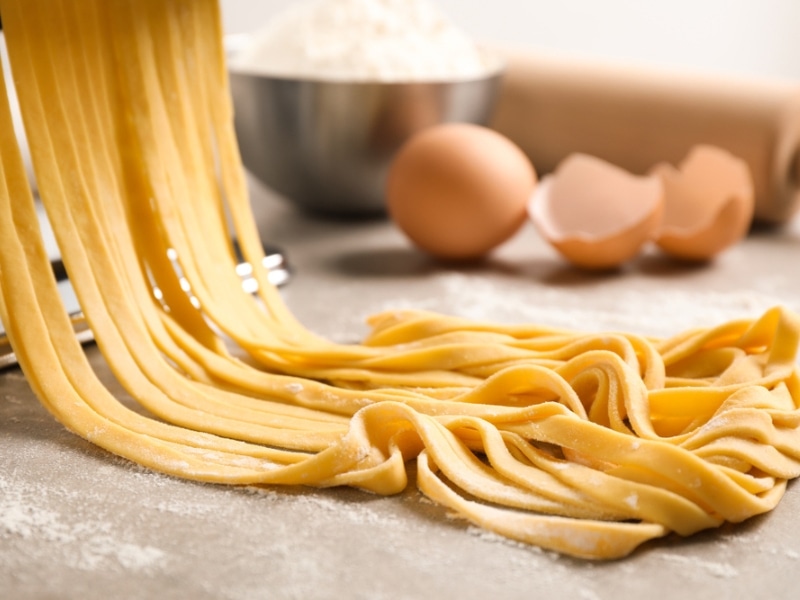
[1,0,800,560]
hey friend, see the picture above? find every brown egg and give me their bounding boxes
[652,145,755,261]
[529,153,664,270]
[386,123,537,261]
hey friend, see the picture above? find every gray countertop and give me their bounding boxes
[4,178,800,600]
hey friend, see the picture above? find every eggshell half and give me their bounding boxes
[529,153,664,269]
[653,145,755,261]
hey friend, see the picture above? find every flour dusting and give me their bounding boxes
[0,475,166,573]
[370,272,794,338]
[659,552,739,579]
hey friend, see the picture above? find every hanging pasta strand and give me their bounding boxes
[1,0,800,560]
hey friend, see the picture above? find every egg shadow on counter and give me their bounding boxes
[329,245,552,279]
[327,242,719,286]
[329,246,448,278]
[330,245,635,287]
[634,252,712,278]
[514,247,712,284]
[750,217,800,244]
[506,256,632,288]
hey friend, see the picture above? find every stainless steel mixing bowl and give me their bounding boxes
[229,63,504,217]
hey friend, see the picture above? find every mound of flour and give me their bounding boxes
[233,0,497,81]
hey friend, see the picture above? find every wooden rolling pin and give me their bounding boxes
[490,49,800,224]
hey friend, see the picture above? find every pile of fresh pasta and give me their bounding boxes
[2,0,800,560]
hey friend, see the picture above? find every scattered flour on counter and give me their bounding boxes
[463,526,607,597]
[246,485,403,528]
[465,525,546,555]
[155,498,227,519]
[576,590,603,600]
[659,552,739,579]
[375,272,795,337]
[233,0,498,81]
[0,475,166,573]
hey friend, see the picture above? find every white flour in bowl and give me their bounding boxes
[233,0,498,81]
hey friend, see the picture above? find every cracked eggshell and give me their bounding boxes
[529,153,664,270]
[652,145,755,261]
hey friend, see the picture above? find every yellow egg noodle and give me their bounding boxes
[2,0,800,560]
